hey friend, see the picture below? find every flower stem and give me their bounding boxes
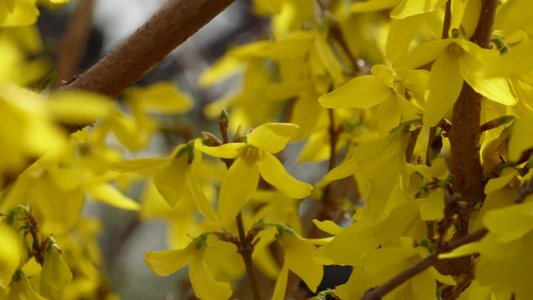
[236,212,262,300]
[218,110,262,300]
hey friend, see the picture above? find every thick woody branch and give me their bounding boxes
[60,0,236,99]
[448,0,498,238]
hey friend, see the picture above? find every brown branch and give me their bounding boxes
[361,228,488,300]
[479,115,515,133]
[516,179,533,204]
[405,126,421,163]
[327,109,338,172]
[53,0,96,89]
[448,0,498,239]
[235,212,262,300]
[60,0,236,99]
[441,0,452,39]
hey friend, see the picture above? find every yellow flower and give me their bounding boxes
[4,270,45,300]
[1,129,139,234]
[0,80,66,187]
[39,238,73,299]
[0,0,39,28]
[271,225,324,299]
[196,123,313,222]
[319,124,410,218]
[113,141,218,223]
[396,38,517,126]
[0,224,21,296]
[319,64,422,135]
[145,234,232,300]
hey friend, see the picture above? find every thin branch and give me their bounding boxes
[516,178,533,204]
[361,228,489,300]
[327,109,338,172]
[235,212,262,300]
[313,109,340,229]
[60,0,236,99]
[479,115,515,133]
[315,0,366,75]
[329,21,364,75]
[405,126,421,163]
[441,0,452,39]
[425,127,437,167]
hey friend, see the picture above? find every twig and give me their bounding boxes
[516,179,533,204]
[425,127,437,167]
[315,0,365,75]
[441,0,452,39]
[312,109,340,229]
[327,109,338,172]
[479,115,515,133]
[60,0,236,99]
[361,228,488,300]
[405,126,421,163]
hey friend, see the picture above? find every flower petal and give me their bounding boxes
[271,261,289,300]
[350,0,402,13]
[152,157,189,208]
[47,90,112,124]
[186,167,219,223]
[247,123,299,153]
[112,157,172,175]
[420,187,445,221]
[463,52,517,106]
[257,152,312,199]
[280,234,323,293]
[40,245,72,297]
[319,75,392,109]
[483,202,533,243]
[320,157,360,185]
[312,219,343,235]
[482,42,533,77]
[0,224,21,288]
[411,270,437,300]
[195,139,247,159]
[189,248,232,300]
[86,184,140,211]
[395,39,453,70]
[391,0,447,19]
[423,46,463,126]
[144,243,195,276]
[126,82,192,114]
[218,155,259,222]
[507,115,533,161]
